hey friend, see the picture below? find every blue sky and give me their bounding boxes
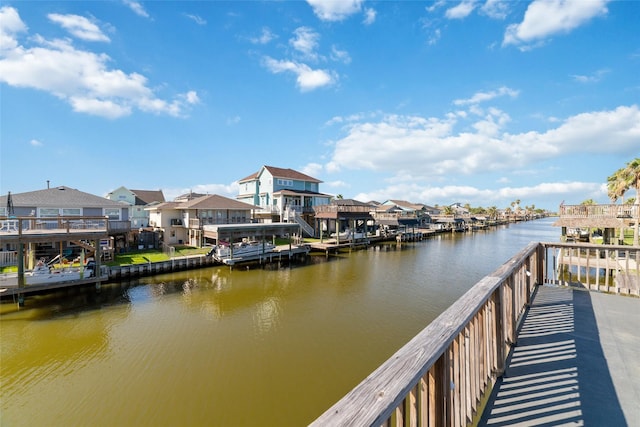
[1,0,638,210]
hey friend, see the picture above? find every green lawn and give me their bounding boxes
[107,246,209,266]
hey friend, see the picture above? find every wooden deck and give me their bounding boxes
[309,242,640,426]
[479,285,640,426]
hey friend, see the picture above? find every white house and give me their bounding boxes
[236,165,332,223]
[147,194,259,247]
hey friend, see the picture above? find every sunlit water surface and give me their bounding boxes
[0,218,559,426]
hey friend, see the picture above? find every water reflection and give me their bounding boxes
[0,218,560,427]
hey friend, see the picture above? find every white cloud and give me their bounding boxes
[363,8,376,25]
[250,27,276,45]
[48,13,110,42]
[262,56,336,92]
[353,180,603,209]
[306,0,364,22]
[123,0,149,18]
[428,29,442,46]
[185,14,206,26]
[426,1,447,13]
[480,0,510,19]
[0,6,27,51]
[571,68,610,83]
[453,86,519,106]
[290,27,320,60]
[325,105,640,180]
[29,139,43,147]
[301,162,324,178]
[503,0,610,49]
[445,1,477,19]
[331,45,351,64]
[0,7,197,119]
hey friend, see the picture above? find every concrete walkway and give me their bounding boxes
[479,285,640,426]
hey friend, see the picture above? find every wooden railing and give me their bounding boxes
[314,205,374,214]
[310,242,541,426]
[543,242,639,295]
[0,216,109,234]
[559,203,639,219]
[310,240,638,426]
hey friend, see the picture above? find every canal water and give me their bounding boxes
[0,218,559,426]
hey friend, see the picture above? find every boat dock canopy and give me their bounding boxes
[202,222,301,241]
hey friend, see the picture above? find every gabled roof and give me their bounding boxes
[174,192,206,202]
[178,194,258,210]
[238,165,322,183]
[384,200,426,211]
[130,189,165,205]
[147,195,258,211]
[0,186,125,209]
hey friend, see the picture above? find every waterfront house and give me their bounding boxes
[106,187,165,228]
[236,166,332,229]
[147,194,260,247]
[0,186,130,261]
[313,199,376,240]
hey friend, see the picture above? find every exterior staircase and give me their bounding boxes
[290,210,315,237]
[71,240,96,256]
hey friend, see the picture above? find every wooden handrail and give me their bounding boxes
[310,242,539,426]
[311,239,638,426]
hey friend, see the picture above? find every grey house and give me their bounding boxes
[0,186,130,254]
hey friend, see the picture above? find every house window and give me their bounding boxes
[277,179,293,187]
[0,207,6,216]
[62,208,81,216]
[104,208,120,219]
[40,208,60,217]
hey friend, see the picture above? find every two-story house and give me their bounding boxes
[0,186,129,260]
[236,166,332,228]
[147,194,259,247]
[106,187,165,228]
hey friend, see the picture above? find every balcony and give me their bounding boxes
[556,204,639,229]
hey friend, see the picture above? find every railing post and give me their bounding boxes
[493,287,505,377]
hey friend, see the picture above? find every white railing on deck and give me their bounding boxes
[0,251,17,267]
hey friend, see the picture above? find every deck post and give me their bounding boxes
[17,242,25,307]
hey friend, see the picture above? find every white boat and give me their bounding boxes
[0,260,95,287]
[26,262,94,285]
[207,241,276,264]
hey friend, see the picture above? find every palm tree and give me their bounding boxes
[625,158,640,246]
[487,206,498,221]
[442,205,455,216]
[608,158,640,246]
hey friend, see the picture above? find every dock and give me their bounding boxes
[216,244,310,266]
[0,274,110,297]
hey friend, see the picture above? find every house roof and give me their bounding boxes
[130,189,165,205]
[274,189,332,198]
[331,198,374,207]
[384,200,426,211]
[174,192,206,202]
[148,194,258,211]
[0,186,125,209]
[238,165,322,183]
[178,194,258,210]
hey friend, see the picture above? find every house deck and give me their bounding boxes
[479,285,640,426]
